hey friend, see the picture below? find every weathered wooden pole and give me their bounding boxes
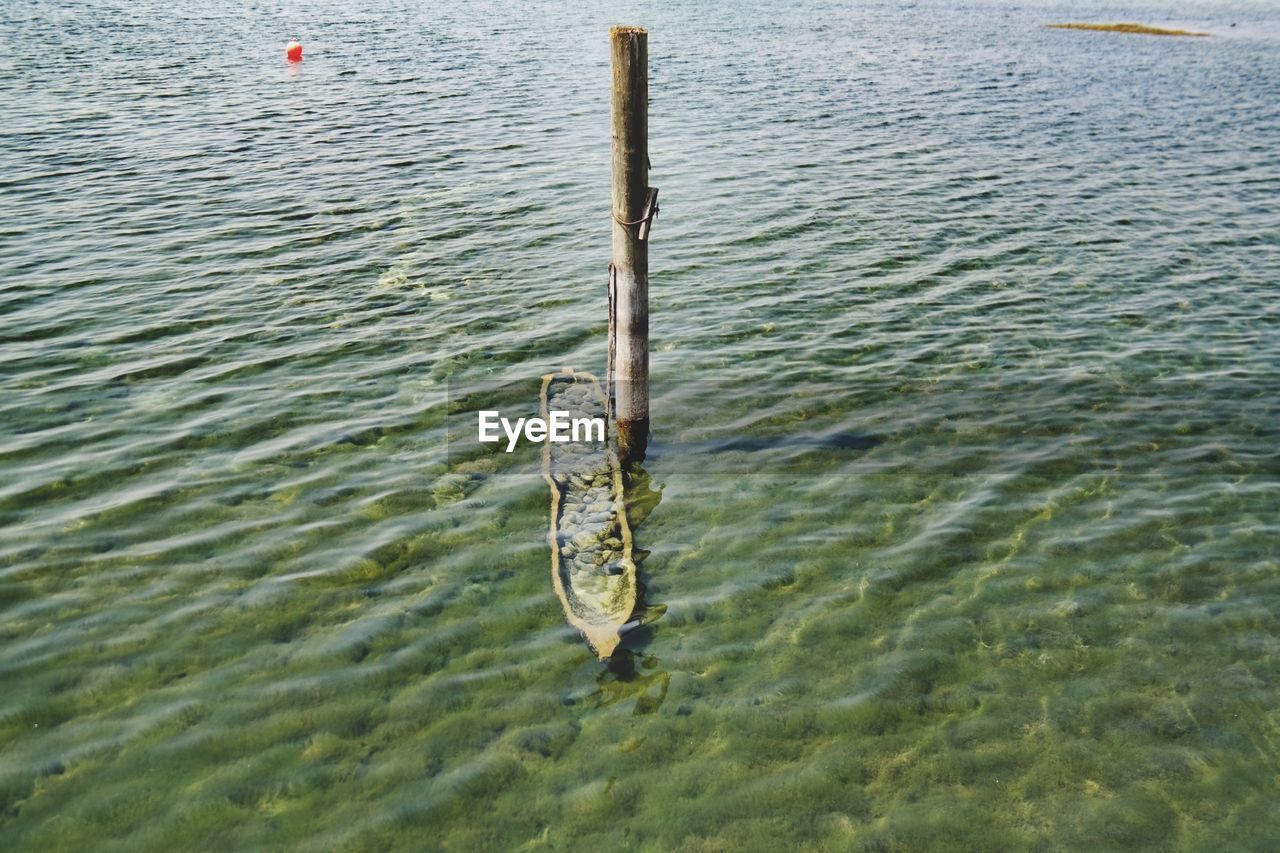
[610,25,653,463]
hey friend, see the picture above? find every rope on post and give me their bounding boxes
[612,187,660,241]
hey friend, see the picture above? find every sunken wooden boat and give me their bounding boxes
[540,369,637,659]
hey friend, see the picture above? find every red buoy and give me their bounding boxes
[286,40,303,62]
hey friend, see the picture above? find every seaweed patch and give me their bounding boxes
[1046,22,1210,37]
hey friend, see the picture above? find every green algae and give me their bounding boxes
[2,2,1279,850]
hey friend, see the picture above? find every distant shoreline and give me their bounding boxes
[1047,22,1211,37]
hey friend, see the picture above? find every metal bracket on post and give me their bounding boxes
[637,187,659,242]
[606,263,617,425]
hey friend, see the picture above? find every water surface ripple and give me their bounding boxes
[2,0,1278,848]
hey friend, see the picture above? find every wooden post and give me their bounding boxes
[610,25,650,462]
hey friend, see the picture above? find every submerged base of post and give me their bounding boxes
[616,417,649,466]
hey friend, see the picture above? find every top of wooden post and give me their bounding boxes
[610,25,647,39]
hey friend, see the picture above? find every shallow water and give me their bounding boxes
[2,0,1279,848]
